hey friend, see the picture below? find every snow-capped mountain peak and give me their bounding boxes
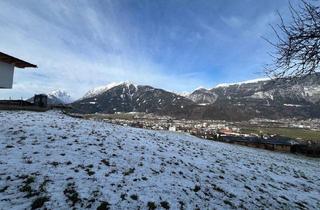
[195,86,208,91]
[122,81,138,88]
[48,90,73,104]
[82,82,138,99]
[82,82,123,99]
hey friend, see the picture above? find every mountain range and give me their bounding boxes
[69,74,320,120]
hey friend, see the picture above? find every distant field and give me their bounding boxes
[241,127,320,142]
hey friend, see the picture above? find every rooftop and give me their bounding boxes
[0,52,37,68]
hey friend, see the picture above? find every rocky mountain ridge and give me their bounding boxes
[187,74,320,106]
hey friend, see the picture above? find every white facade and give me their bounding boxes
[0,61,14,88]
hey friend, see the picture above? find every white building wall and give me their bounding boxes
[0,61,14,88]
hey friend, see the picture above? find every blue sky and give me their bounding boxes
[0,0,302,99]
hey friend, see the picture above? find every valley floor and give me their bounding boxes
[0,111,319,209]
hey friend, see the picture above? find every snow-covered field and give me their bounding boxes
[0,111,319,210]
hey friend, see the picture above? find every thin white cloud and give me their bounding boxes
[221,16,245,28]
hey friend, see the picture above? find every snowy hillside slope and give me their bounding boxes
[0,111,319,209]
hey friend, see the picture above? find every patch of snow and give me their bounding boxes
[176,91,190,97]
[283,104,304,107]
[122,81,138,90]
[250,91,274,100]
[198,103,210,106]
[216,78,270,88]
[303,86,320,103]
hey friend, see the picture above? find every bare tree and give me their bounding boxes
[266,0,320,79]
